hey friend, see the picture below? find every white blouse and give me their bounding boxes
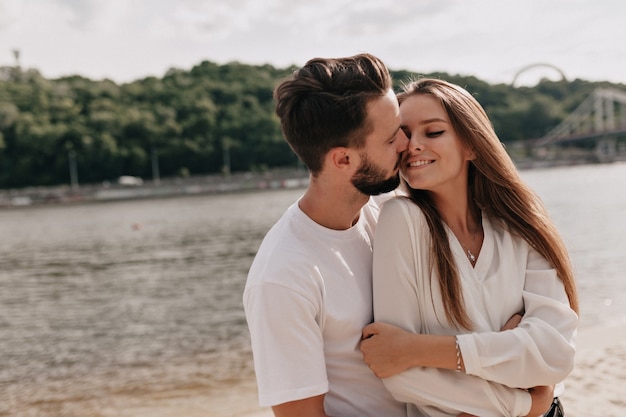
[372,197,578,417]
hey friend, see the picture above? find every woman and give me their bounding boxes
[361,79,578,417]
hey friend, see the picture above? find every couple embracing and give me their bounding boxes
[243,53,578,417]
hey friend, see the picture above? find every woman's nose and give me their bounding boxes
[408,137,423,153]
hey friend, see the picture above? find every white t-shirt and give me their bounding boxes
[373,197,578,417]
[243,198,406,417]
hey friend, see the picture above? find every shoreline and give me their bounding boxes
[0,169,310,208]
[6,320,625,417]
[4,161,626,209]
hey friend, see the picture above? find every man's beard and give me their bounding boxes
[351,154,400,196]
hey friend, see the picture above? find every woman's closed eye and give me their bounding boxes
[426,130,444,138]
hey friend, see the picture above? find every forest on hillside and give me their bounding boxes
[0,61,623,189]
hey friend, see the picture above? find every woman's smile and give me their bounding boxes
[406,159,435,168]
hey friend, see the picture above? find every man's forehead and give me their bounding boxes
[367,91,400,133]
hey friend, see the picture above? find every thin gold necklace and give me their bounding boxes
[465,230,477,263]
[459,222,480,264]
[449,214,481,264]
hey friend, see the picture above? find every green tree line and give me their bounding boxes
[0,62,623,189]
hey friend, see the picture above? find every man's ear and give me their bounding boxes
[327,147,353,170]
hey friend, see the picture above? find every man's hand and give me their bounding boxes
[526,386,555,417]
[361,322,417,378]
[271,394,329,417]
[501,313,523,331]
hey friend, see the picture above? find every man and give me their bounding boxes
[243,53,408,417]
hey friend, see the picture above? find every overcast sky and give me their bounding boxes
[1,0,625,86]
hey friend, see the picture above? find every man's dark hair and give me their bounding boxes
[274,53,392,175]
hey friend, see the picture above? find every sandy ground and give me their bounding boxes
[238,321,626,417]
[557,321,626,417]
[8,323,623,417]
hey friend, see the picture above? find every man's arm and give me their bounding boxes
[272,395,330,417]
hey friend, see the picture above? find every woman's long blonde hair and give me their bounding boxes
[398,78,579,330]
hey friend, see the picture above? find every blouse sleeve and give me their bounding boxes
[372,198,424,332]
[459,245,578,388]
[373,198,532,417]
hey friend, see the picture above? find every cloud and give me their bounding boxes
[144,0,269,41]
[1,0,625,84]
[331,1,450,37]
[0,0,20,29]
[53,0,138,33]
[51,0,98,29]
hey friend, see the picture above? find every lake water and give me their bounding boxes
[1,162,625,416]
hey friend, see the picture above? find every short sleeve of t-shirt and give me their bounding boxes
[244,264,328,406]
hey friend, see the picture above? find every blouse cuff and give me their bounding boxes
[457,334,532,416]
[456,334,479,376]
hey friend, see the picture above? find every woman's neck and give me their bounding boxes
[432,188,479,234]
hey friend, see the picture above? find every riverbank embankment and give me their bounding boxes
[0,169,310,208]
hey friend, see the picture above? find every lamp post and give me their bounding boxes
[68,149,79,191]
[222,138,231,176]
[151,147,161,185]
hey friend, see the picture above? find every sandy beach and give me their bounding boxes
[237,321,626,417]
[75,321,623,417]
[7,321,624,417]
[557,321,626,417]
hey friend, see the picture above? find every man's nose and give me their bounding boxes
[396,131,409,153]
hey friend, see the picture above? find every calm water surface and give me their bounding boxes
[0,163,625,415]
